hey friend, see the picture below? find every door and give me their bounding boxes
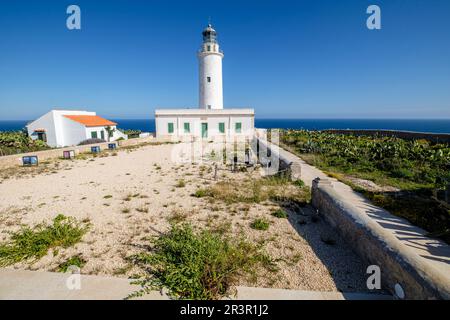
[201,123,208,138]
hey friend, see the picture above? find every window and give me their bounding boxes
[207,45,211,51]
[168,122,174,134]
[37,132,47,142]
[184,122,190,133]
[235,122,242,133]
[207,105,211,109]
[101,130,105,140]
[219,122,225,133]
[207,76,211,83]
[91,131,98,139]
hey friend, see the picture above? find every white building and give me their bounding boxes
[155,24,255,141]
[26,110,127,148]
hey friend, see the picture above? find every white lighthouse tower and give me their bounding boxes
[155,24,254,140]
[198,24,224,110]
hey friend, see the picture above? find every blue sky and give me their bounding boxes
[0,0,449,120]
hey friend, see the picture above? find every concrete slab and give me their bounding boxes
[0,268,168,300]
[235,286,391,300]
[0,269,391,300]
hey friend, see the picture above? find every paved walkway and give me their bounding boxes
[275,143,450,285]
[0,269,390,300]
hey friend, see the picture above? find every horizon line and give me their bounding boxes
[2,117,450,121]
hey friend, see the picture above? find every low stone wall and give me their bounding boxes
[311,178,450,300]
[0,136,159,169]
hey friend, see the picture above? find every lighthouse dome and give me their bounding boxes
[202,24,217,43]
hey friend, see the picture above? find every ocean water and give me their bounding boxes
[1,119,449,134]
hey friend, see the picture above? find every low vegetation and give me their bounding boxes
[281,130,450,242]
[120,129,141,139]
[0,130,50,156]
[0,214,89,267]
[127,223,275,300]
[193,176,310,208]
[250,218,270,231]
[271,209,288,219]
[57,255,87,272]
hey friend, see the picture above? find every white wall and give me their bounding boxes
[85,126,107,141]
[198,53,223,110]
[26,112,58,147]
[155,114,254,140]
[60,116,87,146]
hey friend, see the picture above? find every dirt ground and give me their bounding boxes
[0,142,370,292]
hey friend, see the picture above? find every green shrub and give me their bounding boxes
[192,189,210,198]
[250,218,270,231]
[127,223,275,300]
[0,214,89,267]
[292,179,305,187]
[57,255,86,272]
[271,209,288,219]
[0,130,50,155]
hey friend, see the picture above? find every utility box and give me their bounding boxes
[22,156,38,166]
[91,146,101,153]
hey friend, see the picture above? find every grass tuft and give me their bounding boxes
[271,209,288,219]
[175,179,186,188]
[0,214,89,267]
[57,255,86,272]
[250,218,270,231]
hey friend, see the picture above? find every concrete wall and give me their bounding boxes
[311,178,450,300]
[0,136,159,170]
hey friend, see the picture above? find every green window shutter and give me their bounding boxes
[184,123,190,133]
[168,123,174,134]
[91,131,98,139]
[219,122,225,133]
[235,122,242,133]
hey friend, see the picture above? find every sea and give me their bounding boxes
[1,119,450,134]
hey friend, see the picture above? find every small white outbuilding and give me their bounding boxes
[26,110,127,147]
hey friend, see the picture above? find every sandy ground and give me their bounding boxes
[0,142,369,292]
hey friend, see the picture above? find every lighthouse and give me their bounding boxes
[198,24,224,110]
[155,24,254,140]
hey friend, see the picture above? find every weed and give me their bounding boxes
[251,218,270,231]
[127,223,275,300]
[0,215,89,266]
[175,179,186,188]
[57,255,86,272]
[271,209,288,219]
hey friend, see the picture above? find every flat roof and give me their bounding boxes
[155,108,254,116]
